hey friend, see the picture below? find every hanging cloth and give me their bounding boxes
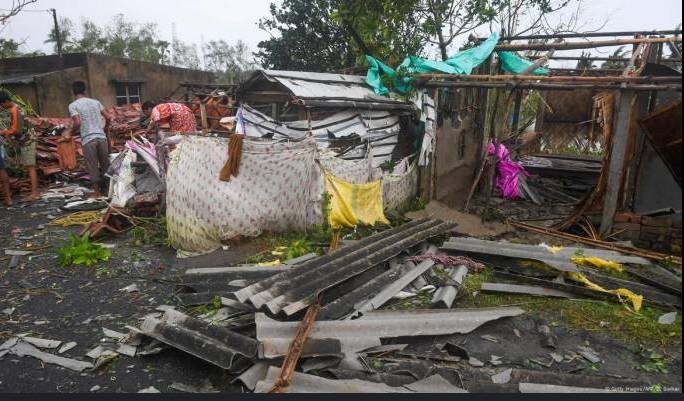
[324,173,390,229]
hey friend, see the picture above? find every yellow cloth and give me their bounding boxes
[325,173,390,229]
[567,272,643,312]
[571,256,623,273]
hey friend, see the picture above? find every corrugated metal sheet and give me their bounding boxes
[138,310,257,372]
[240,104,402,168]
[263,70,398,104]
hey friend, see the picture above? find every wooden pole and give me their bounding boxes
[600,90,635,237]
[494,36,681,52]
[416,74,681,83]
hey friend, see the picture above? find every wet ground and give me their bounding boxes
[0,197,681,393]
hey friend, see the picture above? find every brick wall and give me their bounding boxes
[614,212,682,253]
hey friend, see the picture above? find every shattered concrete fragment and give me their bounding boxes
[2,307,15,315]
[169,380,219,393]
[102,328,126,340]
[579,350,601,364]
[58,342,77,354]
[468,357,485,367]
[90,385,101,392]
[550,353,564,363]
[138,386,160,393]
[18,336,62,349]
[86,345,118,360]
[119,284,140,293]
[658,312,677,325]
[7,340,93,372]
[491,368,513,384]
[116,344,137,357]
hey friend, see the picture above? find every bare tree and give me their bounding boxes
[0,0,38,24]
[418,0,496,61]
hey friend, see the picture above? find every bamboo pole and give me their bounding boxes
[510,220,682,265]
[479,29,683,42]
[494,36,681,51]
[422,81,681,92]
[415,74,682,83]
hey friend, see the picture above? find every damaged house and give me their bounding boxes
[0,53,215,116]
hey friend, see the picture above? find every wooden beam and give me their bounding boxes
[600,90,635,237]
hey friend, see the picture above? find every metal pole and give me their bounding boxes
[600,90,635,237]
[50,8,63,57]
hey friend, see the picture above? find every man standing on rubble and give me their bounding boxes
[68,81,111,198]
[142,101,197,133]
[0,90,40,203]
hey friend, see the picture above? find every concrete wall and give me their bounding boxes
[34,67,88,116]
[0,54,88,75]
[85,54,215,109]
[1,53,215,116]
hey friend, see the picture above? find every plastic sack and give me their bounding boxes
[497,51,550,75]
[325,173,390,229]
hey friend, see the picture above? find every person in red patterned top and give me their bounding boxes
[142,101,197,133]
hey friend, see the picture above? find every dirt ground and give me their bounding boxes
[0,197,681,393]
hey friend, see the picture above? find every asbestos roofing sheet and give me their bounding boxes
[256,307,524,359]
[138,310,257,372]
[254,366,410,393]
[481,282,574,298]
[443,237,650,266]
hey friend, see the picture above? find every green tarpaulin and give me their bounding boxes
[366,33,500,95]
[497,51,550,75]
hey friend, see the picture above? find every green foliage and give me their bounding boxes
[379,160,396,172]
[275,238,314,261]
[635,346,669,374]
[57,233,111,267]
[128,217,169,247]
[256,0,357,71]
[406,197,427,212]
[601,46,629,70]
[0,38,21,58]
[204,40,257,84]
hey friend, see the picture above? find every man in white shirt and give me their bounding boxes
[68,81,112,197]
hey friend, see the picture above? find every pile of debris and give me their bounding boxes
[5,104,147,191]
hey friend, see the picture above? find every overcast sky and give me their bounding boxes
[1,0,682,64]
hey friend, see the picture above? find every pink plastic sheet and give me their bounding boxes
[487,142,528,200]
